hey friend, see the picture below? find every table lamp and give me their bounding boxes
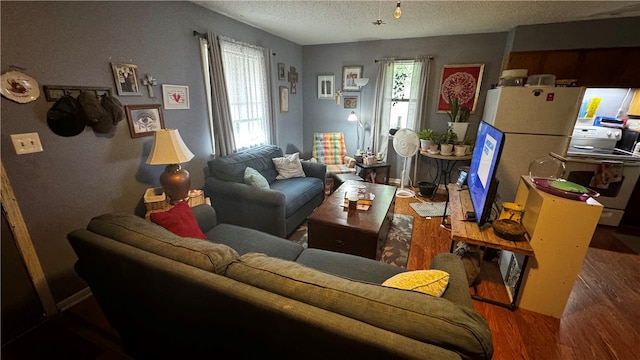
[146,129,194,204]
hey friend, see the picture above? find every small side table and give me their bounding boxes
[145,189,209,219]
[447,184,534,310]
[354,162,391,184]
[420,151,471,191]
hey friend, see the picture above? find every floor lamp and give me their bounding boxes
[350,77,369,152]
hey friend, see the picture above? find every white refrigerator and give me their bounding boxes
[482,86,586,203]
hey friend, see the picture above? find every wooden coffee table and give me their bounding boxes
[307,180,396,259]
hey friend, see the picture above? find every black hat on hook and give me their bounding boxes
[47,95,86,137]
[78,91,112,133]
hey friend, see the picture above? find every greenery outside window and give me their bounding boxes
[389,61,414,130]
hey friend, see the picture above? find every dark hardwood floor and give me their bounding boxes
[3,192,638,360]
[401,193,640,360]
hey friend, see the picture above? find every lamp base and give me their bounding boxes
[160,164,191,204]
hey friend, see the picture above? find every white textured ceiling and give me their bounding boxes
[192,1,640,45]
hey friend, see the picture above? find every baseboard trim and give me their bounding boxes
[57,287,92,312]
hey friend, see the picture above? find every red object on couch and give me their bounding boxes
[150,201,207,240]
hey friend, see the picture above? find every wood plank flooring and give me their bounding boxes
[398,193,640,360]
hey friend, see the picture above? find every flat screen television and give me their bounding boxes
[468,121,505,226]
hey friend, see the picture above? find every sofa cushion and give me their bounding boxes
[225,253,493,360]
[244,166,270,189]
[269,177,324,217]
[326,164,356,176]
[272,152,306,180]
[207,224,304,261]
[295,248,405,284]
[87,212,238,274]
[150,201,208,240]
[208,145,282,184]
[382,270,450,297]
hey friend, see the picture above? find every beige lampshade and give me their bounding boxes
[146,129,194,165]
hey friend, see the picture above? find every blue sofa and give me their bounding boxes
[203,145,326,238]
[68,204,494,359]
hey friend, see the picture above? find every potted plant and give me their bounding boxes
[447,96,471,142]
[427,132,442,153]
[461,136,475,155]
[440,130,457,156]
[418,128,434,150]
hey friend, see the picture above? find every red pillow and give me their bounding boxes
[150,201,208,240]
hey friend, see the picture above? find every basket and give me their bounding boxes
[144,187,167,211]
[187,189,205,207]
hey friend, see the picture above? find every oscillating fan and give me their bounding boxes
[392,128,420,198]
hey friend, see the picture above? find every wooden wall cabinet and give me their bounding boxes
[504,47,640,88]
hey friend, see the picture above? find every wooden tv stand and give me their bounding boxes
[447,184,534,310]
[448,176,603,317]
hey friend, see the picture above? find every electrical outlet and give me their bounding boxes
[10,132,43,155]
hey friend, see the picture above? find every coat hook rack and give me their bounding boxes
[43,85,113,102]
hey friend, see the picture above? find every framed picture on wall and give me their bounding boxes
[162,84,190,110]
[344,96,358,109]
[111,63,142,96]
[437,64,484,113]
[317,75,334,99]
[279,86,289,113]
[125,104,165,138]
[342,65,363,92]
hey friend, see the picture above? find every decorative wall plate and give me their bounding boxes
[0,71,40,103]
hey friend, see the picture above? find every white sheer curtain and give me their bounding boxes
[219,36,273,150]
[407,57,430,132]
[407,57,430,181]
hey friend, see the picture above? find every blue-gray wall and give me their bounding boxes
[302,33,507,182]
[1,1,302,303]
[1,0,638,305]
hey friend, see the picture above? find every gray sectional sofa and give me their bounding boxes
[203,144,326,238]
[68,204,493,359]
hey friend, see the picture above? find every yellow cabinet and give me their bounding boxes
[513,176,602,318]
[628,89,640,116]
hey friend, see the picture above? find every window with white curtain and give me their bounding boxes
[219,38,270,150]
[389,61,415,129]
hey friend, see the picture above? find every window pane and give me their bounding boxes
[220,40,270,150]
[389,62,414,129]
[390,101,409,129]
[392,63,414,101]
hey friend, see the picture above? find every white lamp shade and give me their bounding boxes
[347,111,358,121]
[146,129,194,165]
[354,78,369,87]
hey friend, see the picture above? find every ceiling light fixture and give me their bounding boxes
[372,0,386,25]
[394,2,402,19]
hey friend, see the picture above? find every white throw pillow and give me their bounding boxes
[244,166,270,189]
[272,152,306,180]
[382,270,450,297]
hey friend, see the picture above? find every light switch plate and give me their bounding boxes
[10,132,43,154]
